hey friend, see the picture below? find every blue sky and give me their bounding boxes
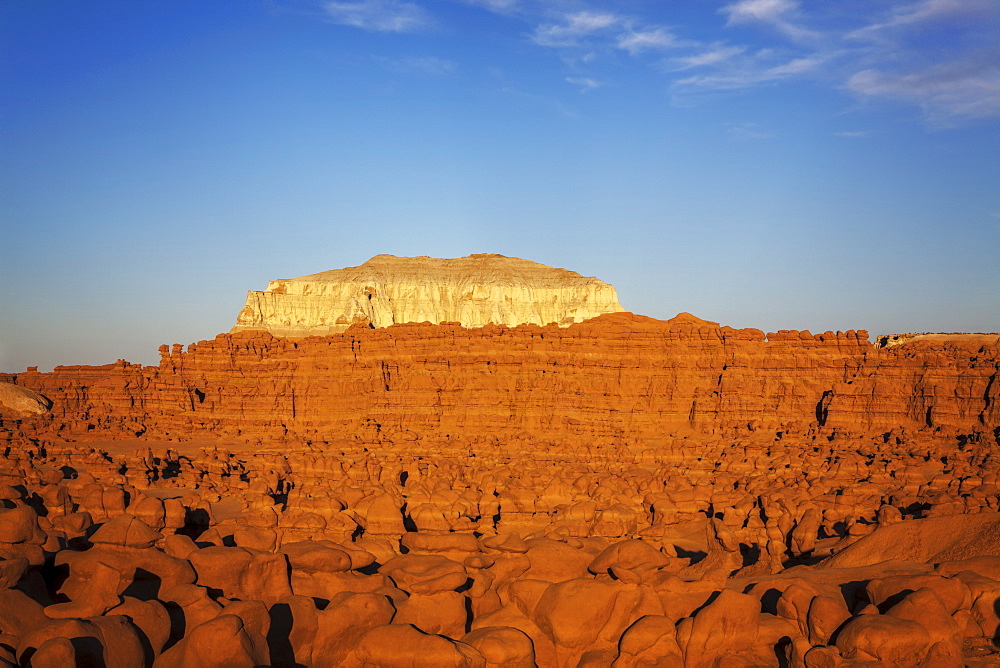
[2,0,998,371]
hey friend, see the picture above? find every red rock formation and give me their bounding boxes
[3,313,996,447]
[0,313,997,666]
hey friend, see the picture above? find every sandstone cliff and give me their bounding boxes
[5,313,997,447]
[231,253,625,336]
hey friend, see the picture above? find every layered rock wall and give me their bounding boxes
[5,313,998,446]
[231,254,625,336]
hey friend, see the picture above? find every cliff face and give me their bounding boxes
[231,254,625,336]
[5,313,998,446]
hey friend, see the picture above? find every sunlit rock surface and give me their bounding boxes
[231,253,625,336]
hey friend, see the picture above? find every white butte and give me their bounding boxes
[231,253,625,336]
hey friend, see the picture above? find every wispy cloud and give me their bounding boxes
[453,0,1000,126]
[726,121,775,140]
[460,0,520,14]
[840,0,1000,122]
[616,28,675,56]
[323,0,431,33]
[767,54,829,76]
[850,0,1000,37]
[667,0,1000,124]
[566,76,603,92]
[376,55,456,76]
[720,0,818,41]
[847,61,1000,123]
[835,130,868,137]
[532,11,620,48]
[499,84,580,119]
[668,44,746,71]
[723,0,796,25]
[673,52,829,92]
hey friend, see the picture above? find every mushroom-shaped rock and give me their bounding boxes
[0,507,46,545]
[835,614,931,663]
[90,515,163,549]
[154,529,192,556]
[280,539,381,603]
[88,615,149,667]
[806,594,851,647]
[221,600,271,666]
[885,588,962,666]
[481,533,529,554]
[380,554,469,595]
[266,595,319,667]
[19,616,145,668]
[107,596,172,660]
[613,614,683,667]
[189,546,293,604]
[394,589,470,638]
[588,539,670,577]
[281,541,353,573]
[357,493,406,534]
[324,540,378,570]
[129,496,167,531]
[531,578,662,666]
[0,588,47,639]
[675,590,761,668]
[402,532,481,558]
[676,519,741,582]
[0,506,46,565]
[18,620,103,667]
[775,583,821,636]
[312,591,397,666]
[233,526,278,552]
[867,573,969,614]
[802,645,842,667]
[159,584,224,638]
[44,560,124,619]
[27,636,76,668]
[153,614,265,668]
[522,539,593,583]
[380,554,471,637]
[461,626,536,668]
[350,624,486,667]
[0,557,28,590]
[58,540,196,600]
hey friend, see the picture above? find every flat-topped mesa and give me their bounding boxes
[875,332,1000,348]
[231,253,625,336]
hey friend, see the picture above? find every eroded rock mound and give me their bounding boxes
[231,253,625,336]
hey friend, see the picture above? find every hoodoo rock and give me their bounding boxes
[231,253,625,336]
